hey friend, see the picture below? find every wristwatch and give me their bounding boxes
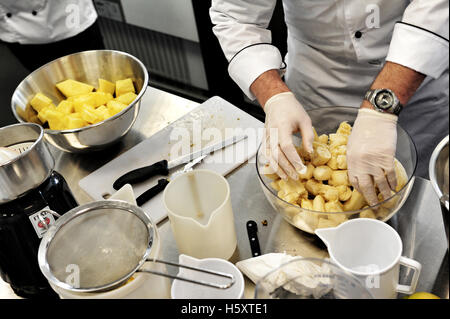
[364,88,403,115]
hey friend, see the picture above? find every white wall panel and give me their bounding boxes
[121,0,199,42]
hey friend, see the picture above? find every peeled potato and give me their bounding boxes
[319,184,340,202]
[298,163,315,180]
[343,189,367,211]
[360,207,377,219]
[337,185,352,201]
[312,144,331,166]
[300,198,314,210]
[305,179,322,196]
[329,170,349,186]
[313,195,326,212]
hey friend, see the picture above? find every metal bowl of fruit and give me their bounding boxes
[11,50,148,153]
[256,107,417,234]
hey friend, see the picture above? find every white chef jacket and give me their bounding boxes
[210,0,449,110]
[0,0,97,44]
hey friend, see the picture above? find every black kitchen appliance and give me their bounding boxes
[0,123,78,298]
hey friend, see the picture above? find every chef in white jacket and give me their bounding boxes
[0,0,103,71]
[210,0,449,206]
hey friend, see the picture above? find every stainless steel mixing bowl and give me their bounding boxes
[11,50,148,153]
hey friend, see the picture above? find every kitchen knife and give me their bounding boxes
[136,154,208,207]
[114,134,248,190]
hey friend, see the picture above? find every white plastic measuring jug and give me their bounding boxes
[315,218,422,299]
[163,169,237,260]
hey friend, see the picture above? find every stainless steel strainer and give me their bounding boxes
[38,200,235,293]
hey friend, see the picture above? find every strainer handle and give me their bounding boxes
[137,259,235,289]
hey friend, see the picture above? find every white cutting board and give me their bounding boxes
[79,96,264,224]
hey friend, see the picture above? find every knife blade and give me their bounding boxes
[113,134,248,190]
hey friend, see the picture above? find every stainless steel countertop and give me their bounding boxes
[1,86,448,299]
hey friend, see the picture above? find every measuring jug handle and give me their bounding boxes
[396,256,422,295]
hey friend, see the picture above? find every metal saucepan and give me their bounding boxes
[429,135,449,247]
[37,200,235,293]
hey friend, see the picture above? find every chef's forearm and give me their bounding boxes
[361,61,426,110]
[250,69,290,109]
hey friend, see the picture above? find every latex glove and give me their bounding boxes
[263,92,314,180]
[347,108,398,206]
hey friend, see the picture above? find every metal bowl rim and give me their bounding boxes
[429,135,449,199]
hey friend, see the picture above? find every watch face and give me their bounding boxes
[374,90,394,110]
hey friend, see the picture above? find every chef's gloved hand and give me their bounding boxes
[263,92,314,180]
[347,108,398,206]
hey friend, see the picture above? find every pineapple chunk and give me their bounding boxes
[65,114,88,129]
[37,104,56,124]
[56,100,74,114]
[80,107,100,124]
[107,100,128,116]
[98,78,115,95]
[70,112,83,119]
[115,92,137,105]
[90,92,114,107]
[115,78,135,96]
[95,105,110,121]
[30,93,53,112]
[73,94,96,113]
[56,79,94,98]
[45,109,66,130]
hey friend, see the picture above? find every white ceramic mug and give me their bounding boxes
[315,218,422,299]
[163,169,237,260]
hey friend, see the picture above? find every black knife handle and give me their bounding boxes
[113,160,169,190]
[136,179,170,207]
[246,220,261,257]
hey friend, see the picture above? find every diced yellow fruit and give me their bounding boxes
[30,93,53,112]
[98,78,115,95]
[56,79,94,97]
[37,104,56,123]
[46,110,66,130]
[44,109,64,121]
[90,92,114,107]
[115,78,135,96]
[65,114,88,129]
[107,100,128,116]
[95,105,110,121]
[80,107,99,124]
[115,92,137,105]
[70,112,83,119]
[73,94,96,113]
[56,100,74,114]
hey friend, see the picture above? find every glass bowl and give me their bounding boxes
[254,257,374,299]
[256,107,417,234]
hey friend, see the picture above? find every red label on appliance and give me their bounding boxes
[28,207,56,238]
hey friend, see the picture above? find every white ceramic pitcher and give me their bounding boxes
[315,218,422,299]
[163,169,237,260]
